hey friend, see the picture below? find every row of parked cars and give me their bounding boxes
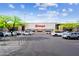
[0,31,34,37]
[51,31,79,39]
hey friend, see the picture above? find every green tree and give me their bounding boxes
[0,15,11,29]
[10,16,22,31]
[59,23,79,31]
[0,15,22,31]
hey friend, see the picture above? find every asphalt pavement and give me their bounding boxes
[0,33,79,56]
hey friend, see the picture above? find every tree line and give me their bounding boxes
[59,23,79,31]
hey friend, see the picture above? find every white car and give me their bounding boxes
[51,31,63,37]
[12,31,17,36]
[16,31,22,35]
[16,31,34,35]
[16,31,26,35]
[62,32,79,39]
[29,31,34,35]
[3,32,11,37]
[23,31,34,35]
[23,31,30,35]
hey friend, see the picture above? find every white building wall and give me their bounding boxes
[25,23,56,30]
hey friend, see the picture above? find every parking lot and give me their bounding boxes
[0,33,79,56]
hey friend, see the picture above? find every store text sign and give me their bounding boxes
[35,24,45,28]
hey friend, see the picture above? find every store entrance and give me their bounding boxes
[35,29,46,34]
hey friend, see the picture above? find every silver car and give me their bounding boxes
[51,31,63,37]
[2,32,11,37]
[62,32,79,39]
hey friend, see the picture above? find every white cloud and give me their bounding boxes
[38,7,47,10]
[69,3,79,5]
[74,3,79,5]
[34,3,58,12]
[30,13,33,15]
[37,11,59,18]
[69,3,73,5]
[62,13,68,16]
[34,3,58,8]
[37,14,41,16]
[20,4,25,9]
[36,10,59,22]
[62,9,67,12]
[46,3,58,7]
[34,3,41,7]
[47,11,59,17]
[9,4,15,9]
[62,8,73,13]
[47,11,59,14]
[68,8,73,12]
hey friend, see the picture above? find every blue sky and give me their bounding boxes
[0,3,79,23]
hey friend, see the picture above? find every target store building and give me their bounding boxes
[25,23,56,32]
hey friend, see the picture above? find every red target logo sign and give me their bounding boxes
[35,24,45,28]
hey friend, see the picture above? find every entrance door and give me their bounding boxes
[35,29,46,34]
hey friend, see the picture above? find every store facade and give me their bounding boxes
[25,23,56,32]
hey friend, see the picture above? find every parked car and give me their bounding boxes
[23,31,34,35]
[16,30,34,36]
[23,31,30,35]
[12,31,17,36]
[0,31,11,37]
[45,30,51,34]
[62,32,79,39]
[29,31,34,35]
[51,31,63,37]
[0,32,4,37]
[16,31,22,35]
